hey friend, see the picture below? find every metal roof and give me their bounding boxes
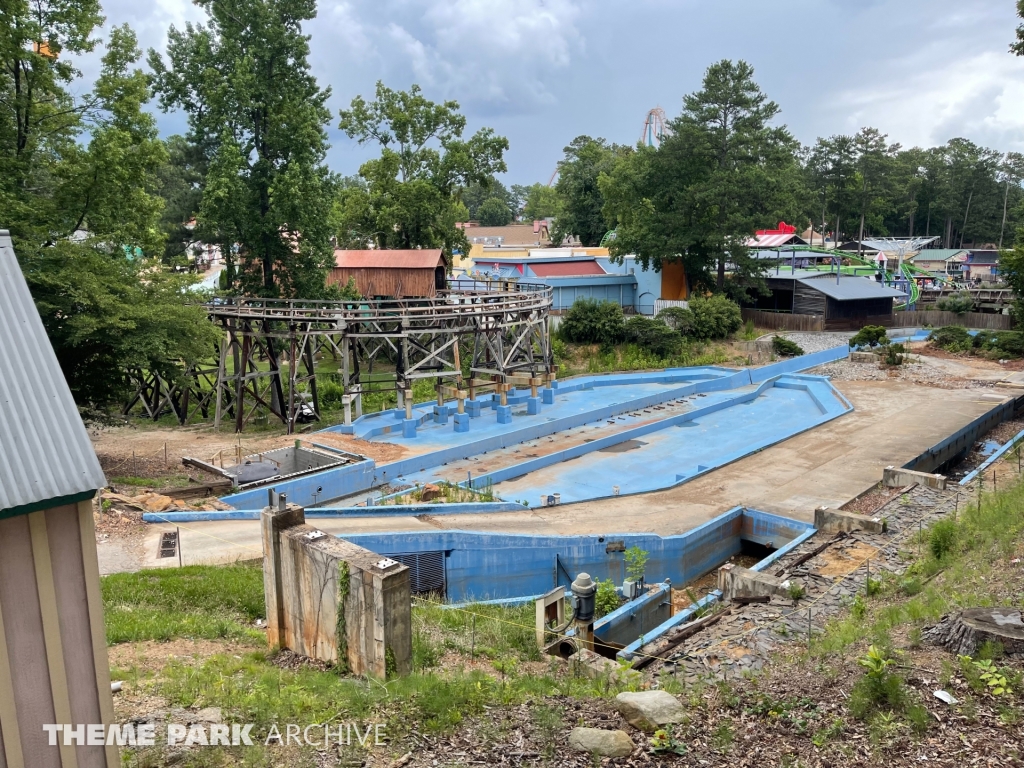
[530,260,605,277]
[0,231,107,516]
[745,233,806,248]
[333,249,444,269]
[910,249,968,262]
[797,274,906,301]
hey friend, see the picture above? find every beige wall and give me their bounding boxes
[0,502,118,768]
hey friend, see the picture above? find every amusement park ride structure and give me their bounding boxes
[126,280,556,433]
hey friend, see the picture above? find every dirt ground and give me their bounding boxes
[89,423,406,483]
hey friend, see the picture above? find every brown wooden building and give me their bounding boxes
[329,249,446,298]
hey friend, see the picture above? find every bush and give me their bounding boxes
[928,325,972,353]
[624,316,682,357]
[974,330,1024,359]
[929,518,958,560]
[687,295,742,341]
[772,336,804,357]
[558,298,625,345]
[936,292,975,314]
[883,342,905,366]
[849,325,888,348]
[656,306,694,335]
[595,579,620,619]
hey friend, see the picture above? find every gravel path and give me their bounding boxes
[807,359,995,389]
[771,331,853,354]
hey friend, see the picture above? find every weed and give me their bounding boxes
[850,646,907,719]
[787,582,806,601]
[907,627,922,649]
[811,717,844,747]
[650,727,687,755]
[929,518,958,560]
[595,578,620,618]
[865,577,883,597]
[624,545,649,583]
[711,721,735,752]
[531,705,563,758]
[906,703,931,735]
[868,710,906,745]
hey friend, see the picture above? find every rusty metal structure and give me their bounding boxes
[200,279,554,433]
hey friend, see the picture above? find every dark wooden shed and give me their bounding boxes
[329,249,447,298]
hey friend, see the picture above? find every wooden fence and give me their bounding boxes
[741,309,824,332]
[895,311,1014,330]
[743,308,1014,333]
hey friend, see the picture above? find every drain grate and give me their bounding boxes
[158,531,178,559]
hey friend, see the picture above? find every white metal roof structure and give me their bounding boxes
[0,230,107,518]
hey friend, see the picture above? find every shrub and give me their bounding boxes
[883,342,905,366]
[772,336,804,357]
[929,518,958,560]
[656,306,695,335]
[850,645,907,719]
[975,330,1024,359]
[687,294,742,341]
[558,298,625,344]
[929,325,972,353]
[624,316,682,357]
[936,292,975,314]
[595,579,620,618]
[624,545,649,583]
[849,325,888,348]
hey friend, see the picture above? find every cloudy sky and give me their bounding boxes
[90,0,1024,184]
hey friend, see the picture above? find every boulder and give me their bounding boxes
[567,727,634,757]
[614,690,685,733]
[419,483,443,502]
[193,707,222,724]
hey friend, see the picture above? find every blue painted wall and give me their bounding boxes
[337,507,814,603]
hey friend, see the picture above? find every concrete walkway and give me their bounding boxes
[128,380,1008,572]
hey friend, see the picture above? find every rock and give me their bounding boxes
[419,483,443,502]
[614,690,685,733]
[141,493,175,512]
[567,727,634,757]
[194,707,222,724]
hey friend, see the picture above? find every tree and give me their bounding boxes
[337,82,508,263]
[150,0,337,298]
[553,136,628,246]
[852,127,900,253]
[804,135,858,243]
[477,197,513,226]
[153,135,208,264]
[3,18,219,406]
[521,182,561,220]
[601,60,801,297]
[461,175,512,219]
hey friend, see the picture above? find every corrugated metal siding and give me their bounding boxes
[0,231,106,513]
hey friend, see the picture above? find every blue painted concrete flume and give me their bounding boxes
[216,344,852,511]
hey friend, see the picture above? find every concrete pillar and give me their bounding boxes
[527,397,541,415]
[402,419,418,438]
[454,413,470,433]
[497,405,513,424]
[261,502,412,677]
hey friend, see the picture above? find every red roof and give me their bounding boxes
[530,260,606,277]
[755,221,797,236]
[334,249,444,269]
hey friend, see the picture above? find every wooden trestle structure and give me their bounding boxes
[199,279,555,433]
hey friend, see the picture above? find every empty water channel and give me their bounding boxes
[193,346,852,512]
[340,506,815,661]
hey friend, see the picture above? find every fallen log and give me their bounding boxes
[922,608,1024,657]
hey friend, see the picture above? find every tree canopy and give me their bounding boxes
[553,136,629,247]
[149,0,337,298]
[336,82,508,263]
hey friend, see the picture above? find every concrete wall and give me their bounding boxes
[0,502,118,768]
[262,504,412,677]
[592,583,672,648]
[337,507,814,603]
[903,396,1022,473]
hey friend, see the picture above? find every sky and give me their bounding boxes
[86,0,1024,185]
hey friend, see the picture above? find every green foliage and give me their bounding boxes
[772,336,804,357]
[336,82,507,265]
[849,325,889,348]
[687,294,743,340]
[601,60,802,296]
[929,325,973,353]
[883,342,905,366]
[520,182,562,220]
[650,727,688,755]
[102,563,265,644]
[850,645,907,719]
[936,292,976,314]
[553,135,630,247]
[477,196,513,226]
[929,518,958,559]
[595,579,620,618]
[624,316,683,357]
[558,298,625,344]
[960,656,1013,696]
[624,545,650,583]
[787,582,806,600]
[973,330,1024,359]
[150,0,337,297]
[656,306,695,334]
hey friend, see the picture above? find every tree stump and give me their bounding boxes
[922,608,1024,657]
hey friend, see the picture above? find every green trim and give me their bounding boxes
[0,490,97,521]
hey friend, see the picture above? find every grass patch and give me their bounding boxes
[102,562,266,644]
